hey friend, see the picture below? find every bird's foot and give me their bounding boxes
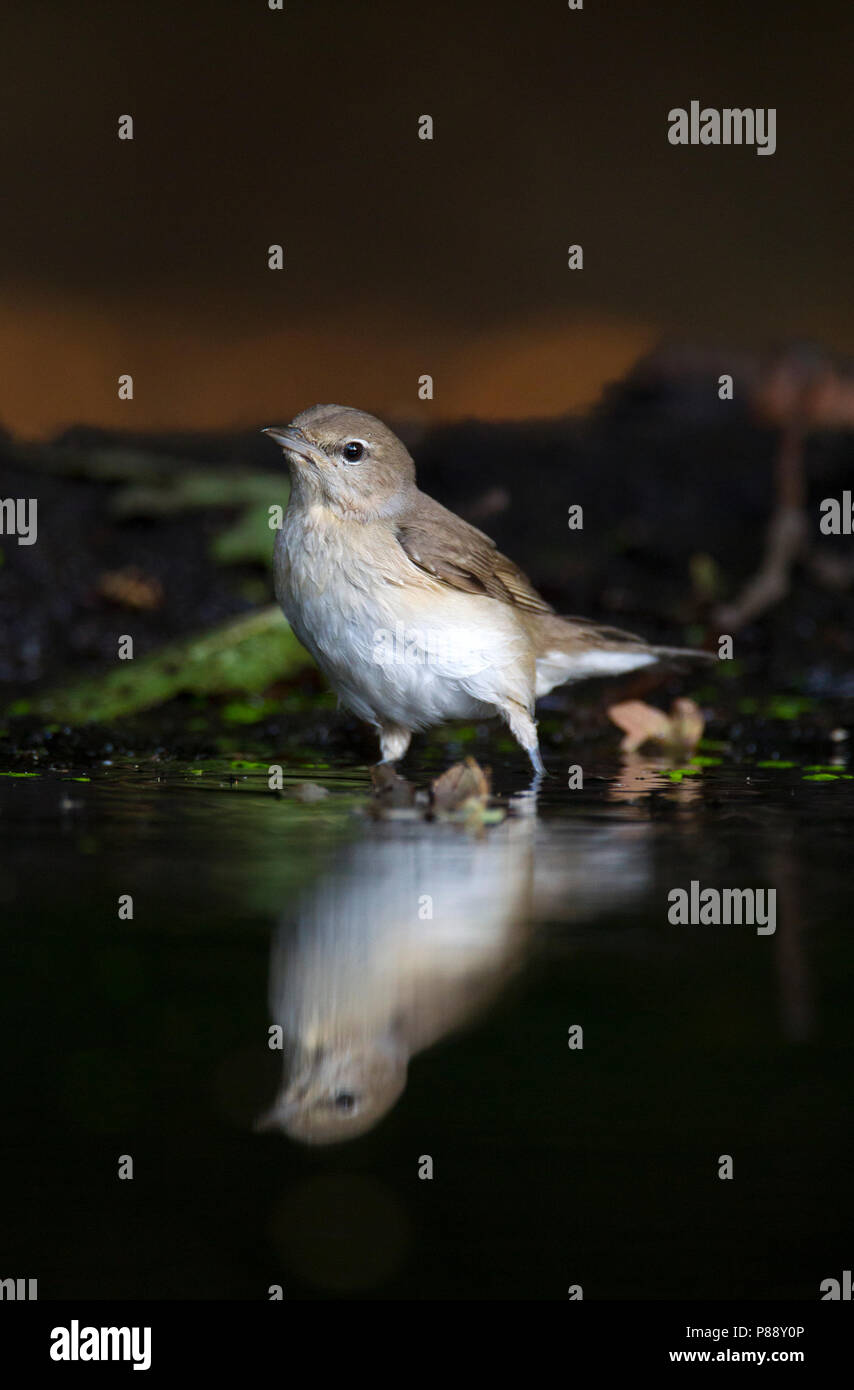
[378,723,412,764]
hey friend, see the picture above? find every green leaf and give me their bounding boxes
[211,502,281,569]
[3,606,313,725]
[111,471,288,518]
[766,695,813,720]
[221,699,280,726]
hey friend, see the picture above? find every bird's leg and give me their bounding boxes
[527,745,547,779]
[378,723,412,764]
[500,700,547,777]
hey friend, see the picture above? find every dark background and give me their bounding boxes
[1,0,852,437]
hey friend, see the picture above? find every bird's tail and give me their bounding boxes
[529,614,716,698]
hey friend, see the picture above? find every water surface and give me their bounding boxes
[1,743,851,1299]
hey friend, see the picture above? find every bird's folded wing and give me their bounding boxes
[538,614,652,651]
[395,496,553,614]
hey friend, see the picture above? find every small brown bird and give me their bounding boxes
[264,405,712,774]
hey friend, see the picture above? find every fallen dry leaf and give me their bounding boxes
[431,756,491,813]
[366,763,423,817]
[97,566,164,610]
[607,697,705,755]
[365,758,503,828]
[369,767,420,811]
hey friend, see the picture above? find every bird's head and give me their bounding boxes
[255,1036,408,1146]
[263,404,416,518]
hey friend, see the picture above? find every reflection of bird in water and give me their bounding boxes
[258,814,535,1144]
[258,790,654,1145]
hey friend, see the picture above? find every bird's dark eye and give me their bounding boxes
[333,1091,356,1111]
[342,441,364,463]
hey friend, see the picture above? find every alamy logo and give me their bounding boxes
[0,1276,37,1299]
[820,493,854,534]
[0,497,38,545]
[668,102,776,156]
[820,1269,853,1300]
[373,622,490,676]
[50,1321,151,1371]
[668,881,776,935]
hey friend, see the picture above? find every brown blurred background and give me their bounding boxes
[2,0,851,438]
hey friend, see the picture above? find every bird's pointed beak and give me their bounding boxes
[262,425,324,466]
